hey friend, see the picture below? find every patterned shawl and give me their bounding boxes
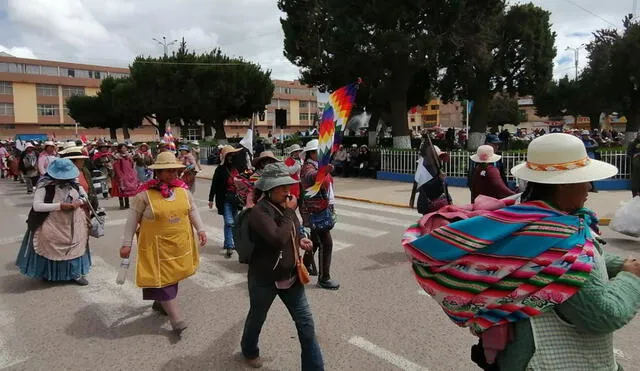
[402,201,596,333]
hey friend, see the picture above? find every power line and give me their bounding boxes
[562,0,619,28]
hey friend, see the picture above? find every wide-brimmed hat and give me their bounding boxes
[178,145,191,152]
[255,163,300,191]
[63,141,76,150]
[219,145,242,163]
[148,152,186,170]
[191,140,200,146]
[252,150,282,167]
[43,141,56,148]
[286,144,303,155]
[510,133,618,184]
[138,143,149,149]
[471,145,502,163]
[47,158,79,180]
[60,146,89,160]
[24,143,35,150]
[304,139,319,152]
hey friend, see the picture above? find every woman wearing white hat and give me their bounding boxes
[120,151,206,333]
[299,139,339,290]
[469,145,515,202]
[19,144,39,194]
[408,133,640,370]
[37,141,58,176]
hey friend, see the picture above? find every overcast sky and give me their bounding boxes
[0,0,635,83]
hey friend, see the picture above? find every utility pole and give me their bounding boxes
[153,36,178,57]
[566,44,585,80]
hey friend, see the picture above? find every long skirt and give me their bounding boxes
[15,229,92,281]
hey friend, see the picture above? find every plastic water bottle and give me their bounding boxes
[115,258,130,285]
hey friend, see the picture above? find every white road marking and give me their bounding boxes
[333,222,388,238]
[338,209,410,227]
[348,336,429,371]
[335,199,418,217]
[0,305,29,369]
[78,256,149,327]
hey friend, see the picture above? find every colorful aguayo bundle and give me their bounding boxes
[402,200,596,334]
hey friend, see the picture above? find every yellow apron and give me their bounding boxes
[135,187,199,288]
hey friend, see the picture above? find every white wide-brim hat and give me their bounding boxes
[303,139,319,152]
[471,145,502,163]
[511,133,618,184]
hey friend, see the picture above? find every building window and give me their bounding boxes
[89,71,102,79]
[266,111,275,121]
[423,114,438,122]
[0,103,14,116]
[26,65,40,74]
[186,128,201,141]
[36,84,59,96]
[0,81,12,95]
[299,112,310,121]
[37,104,59,116]
[430,105,439,110]
[62,86,85,97]
[279,87,292,94]
[0,63,8,72]
[299,101,308,108]
[41,66,58,76]
[75,69,90,78]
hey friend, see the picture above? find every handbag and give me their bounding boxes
[84,196,105,238]
[291,231,311,285]
[309,208,336,231]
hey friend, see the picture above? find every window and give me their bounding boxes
[410,117,415,123]
[89,71,102,79]
[0,82,12,95]
[36,84,58,96]
[62,86,85,97]
[299,112,310,121]
[0,63,8,72]
[75,69,90,78]
[62,68,76,77]
[430,105,439,110]
[110,72,129,79]
[186,128,201,141]
[37,104,59,116]
[8,63,25,73]
[279,87,292,94]
[26,65,40,74]
[266,111,275,121]
[0,103,14,116]
[299,101,308,108]
[423,114,438,122]
[41,66,58,76]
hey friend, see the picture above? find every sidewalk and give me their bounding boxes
[196,165,629,223]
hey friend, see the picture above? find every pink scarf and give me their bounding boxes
[137,179,189,198]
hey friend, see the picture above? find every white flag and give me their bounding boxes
[414,157,434,189]
[239,129,253,154]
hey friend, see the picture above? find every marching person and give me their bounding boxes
[299,139,340,290]
[0,141,8,179]
[133,143,154,183]
[16,158,92,286]
[209,145,243,258]
[241,163,324,370]
[469,145,515,202]
[20,143,39,194]
[284,144,303,200]
[112,143,139,210]
[178,145,198,192]
[60,146,99,210]
[37,141,58,176]
[120,151,206,334]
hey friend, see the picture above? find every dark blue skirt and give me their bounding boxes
[15,229,92,281]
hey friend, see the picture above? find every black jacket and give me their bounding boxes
[209,165,230,215]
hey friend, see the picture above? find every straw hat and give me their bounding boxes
[255,163,300,191]
[138,143,149,150]
[60,146,89,160]
[286,144,302,155]
[43,141,55,148]
[47,158,79,180]
[304,139,319,152]
[470,145,501,163]
[148,152,186,170]
[24,143,35,150]
[252,150,282,167]
[219,145,242,163]
[510,133,618,184]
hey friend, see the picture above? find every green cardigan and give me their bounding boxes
[499,246,640,370]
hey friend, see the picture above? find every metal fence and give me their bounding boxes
[380,149,631,181]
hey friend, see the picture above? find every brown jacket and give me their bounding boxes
[248,199,302,282]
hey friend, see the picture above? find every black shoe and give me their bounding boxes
[74,277,89,286]
[318,279,340,290]
[306,263,318,276]
[225,249,233,259]
[152,301,168,316]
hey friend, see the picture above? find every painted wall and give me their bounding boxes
[12,83,37,123]
[289,100,300,126]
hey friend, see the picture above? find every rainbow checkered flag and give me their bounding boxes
[305,81,359,198]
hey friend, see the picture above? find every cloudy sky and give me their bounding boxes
[0,0,635,82]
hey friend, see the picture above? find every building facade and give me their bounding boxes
[224,79,319,137]
[0,54,158,141]
[408,99,464,132]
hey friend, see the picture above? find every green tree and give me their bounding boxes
[488,95,521,127]
[439,2,556,149]
[66,95,115,139]
[278,0,453,148]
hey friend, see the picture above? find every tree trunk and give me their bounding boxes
[204,124,215,139]
[625,110,640,144]
[109,127,117,140]
[213,120,227,140]
[390,96,410,148]
[589,113,601,131]
[122,127,130,140]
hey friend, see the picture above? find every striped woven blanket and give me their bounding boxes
[402,201,596,333]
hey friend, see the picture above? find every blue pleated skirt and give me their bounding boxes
[15,229,92,281]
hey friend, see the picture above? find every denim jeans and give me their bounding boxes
[222,201,238,249]
[241,275,324,371]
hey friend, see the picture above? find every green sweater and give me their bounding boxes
[499,248,640,370]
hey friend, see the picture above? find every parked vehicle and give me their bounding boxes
[91,169,109,199]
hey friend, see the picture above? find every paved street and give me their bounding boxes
[0,178,639,371]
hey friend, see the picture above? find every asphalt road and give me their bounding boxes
[0,178,639,371]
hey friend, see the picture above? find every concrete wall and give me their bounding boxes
[12,83,37,123]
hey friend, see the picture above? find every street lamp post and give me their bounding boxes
[153,36,178,57]
[566,44,585,80]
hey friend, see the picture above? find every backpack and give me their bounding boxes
[26,184,56,231]
[233,203,276,264]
